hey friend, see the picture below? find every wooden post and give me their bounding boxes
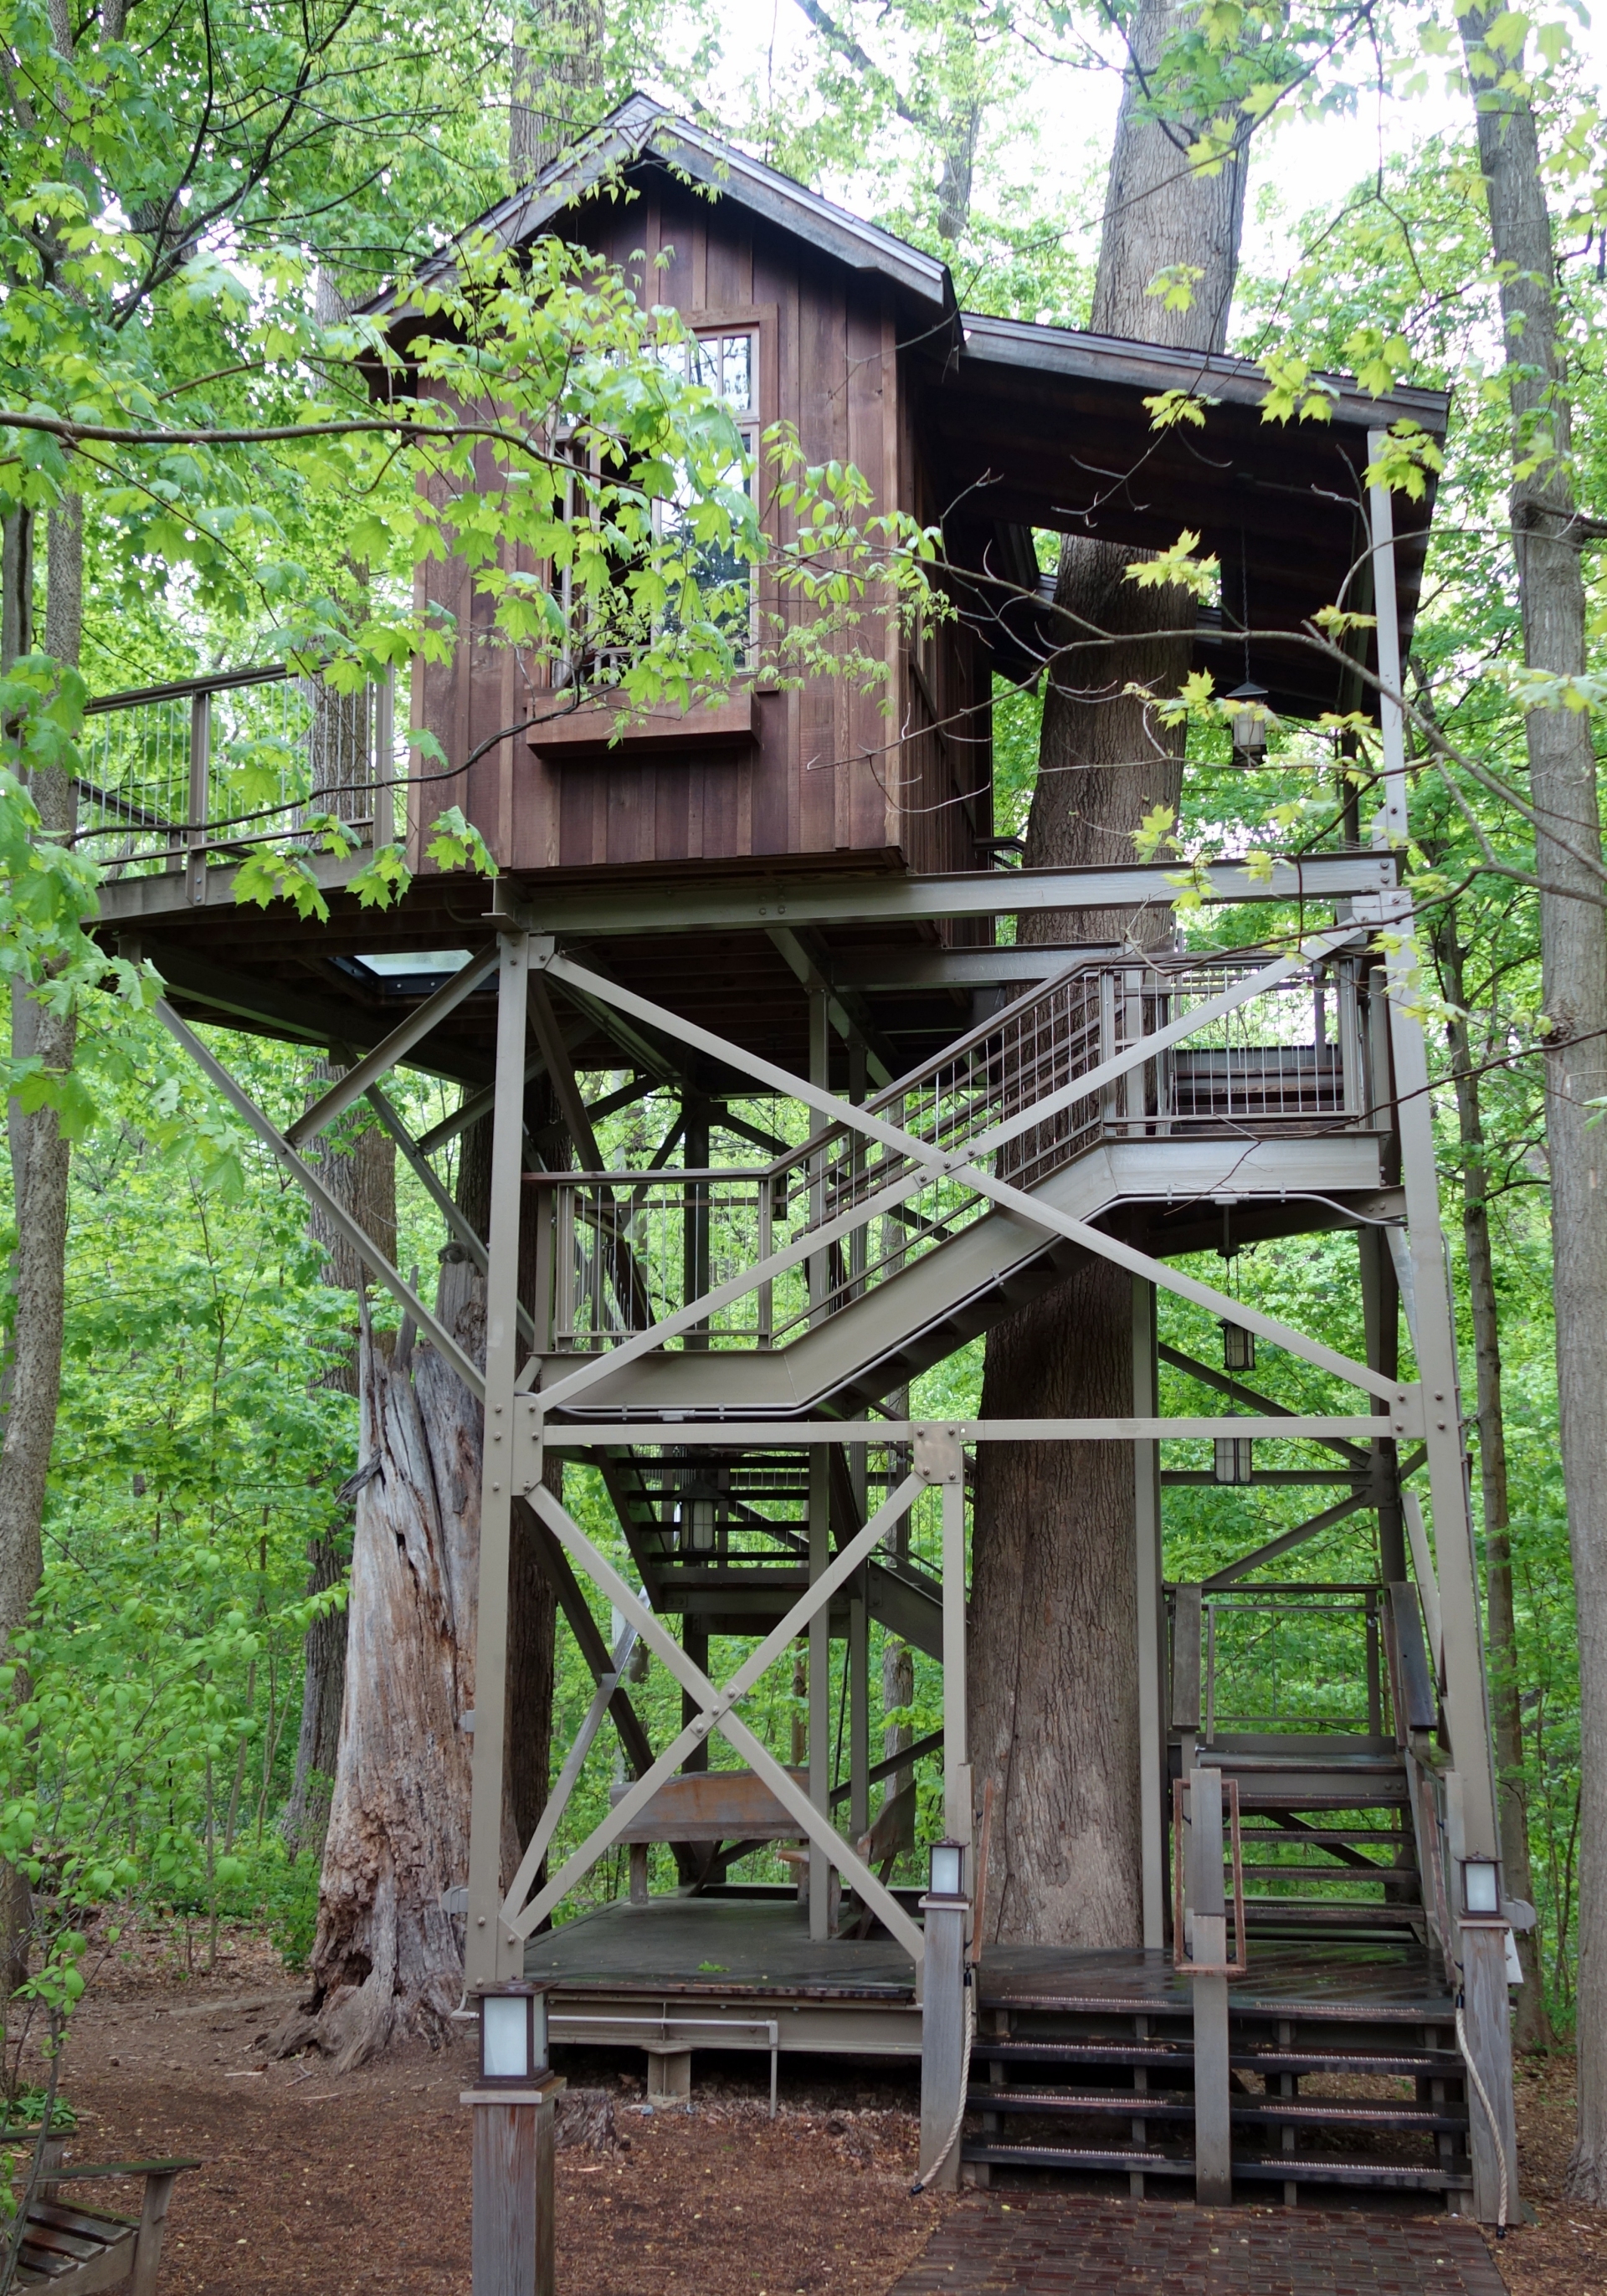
[129,2170,182,2296]
[466,2075,564,2296]
[919,1885,968,2192]
[1186,1766,1232,2205]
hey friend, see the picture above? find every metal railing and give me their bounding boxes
[76,662,400,881]
[536,953,1376,1352]
[1190,1582,1386,1742]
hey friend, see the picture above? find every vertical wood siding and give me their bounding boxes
[411,176,993,884]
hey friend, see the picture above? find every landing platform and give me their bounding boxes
[526,1895,1456,2062]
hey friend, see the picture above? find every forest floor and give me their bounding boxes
[18,1920,1607,2296]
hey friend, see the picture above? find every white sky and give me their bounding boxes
[691,0,1607,300]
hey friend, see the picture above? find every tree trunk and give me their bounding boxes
[970,0,1250,1947]
[283,1059,397,1855]
[1433,917,1552,2048]
[1452,2,1607,2186]
[510,0,605,183]
[284,1296,480,2068]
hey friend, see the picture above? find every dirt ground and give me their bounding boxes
[20,1924,1607,2295]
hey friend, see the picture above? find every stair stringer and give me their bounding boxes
[534,1131,1386,1421]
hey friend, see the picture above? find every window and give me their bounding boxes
[656,329,760,665]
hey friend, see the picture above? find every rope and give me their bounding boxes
[1456,1993,1509,2236]
[909,1976,974,2196]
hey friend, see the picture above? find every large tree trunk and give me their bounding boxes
[282,1058,397,1858]
[1451,4,1607,2186]
[284,1291,481,2068]
[0,501,81,2002]
[1434,917,1551,2048]
[510,0,605,183]
[970,0,1250,1948]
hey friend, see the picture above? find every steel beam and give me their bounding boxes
[156,1001,485,1400]
[533,1415,1414,1445]
[364,1084,538,1352]
[1201,1489,1374,1589]
[530,951,1401,1413]
[519,1475,930,1960]
[465,935,532,1986]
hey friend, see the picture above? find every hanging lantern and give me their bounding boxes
[1214,1434,1255,1485]
[690,1490,718,1552]
[1220,1320,1255,1374]
[1225,679,1270,763]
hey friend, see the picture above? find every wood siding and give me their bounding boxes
[410,177,995,883]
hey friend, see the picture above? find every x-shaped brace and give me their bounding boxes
[506,1468,932,1964]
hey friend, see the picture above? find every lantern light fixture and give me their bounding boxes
[1214,1434,1255,1486]
[927,1839,967,1901]
[475,1981,549,2087]
[1220,1320,1255,1374]
[1461,1854,1501,1918]
[1225,679,1270,763]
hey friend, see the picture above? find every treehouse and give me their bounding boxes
[85,95,1522,2287]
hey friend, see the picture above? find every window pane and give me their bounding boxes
[694,338,721,393]
[721,335,753,411]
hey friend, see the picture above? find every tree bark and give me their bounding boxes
[1452,3,1607,2185]
[283,1059,396,1856]
[284,1296,480,2068]
[510,0,605,183]
[970,0,1250,1947]
[1433,916,1552,2047]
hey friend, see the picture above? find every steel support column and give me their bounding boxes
[1132,1278,1166,1950]
[466,931,531,1989]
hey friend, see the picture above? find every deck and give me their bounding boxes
[526,1894,1456,2069]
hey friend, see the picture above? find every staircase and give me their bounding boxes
[531,949,1389,1421]
[961,1971,1472,2204]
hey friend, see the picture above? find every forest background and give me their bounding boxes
[0,0,1601,2145]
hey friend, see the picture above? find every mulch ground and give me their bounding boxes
[19,1922,1607,2296]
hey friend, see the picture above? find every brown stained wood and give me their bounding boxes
[470,2099,556,2296]
[608,1766,809,1842]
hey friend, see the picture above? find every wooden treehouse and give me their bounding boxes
[86,94,1522,2274]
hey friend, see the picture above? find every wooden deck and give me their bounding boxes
[526,1893,1455,2052]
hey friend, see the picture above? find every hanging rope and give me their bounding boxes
[909,1973,975,2196]
[1456,1991,1509,2236]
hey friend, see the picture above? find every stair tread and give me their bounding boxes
[969,2088,1468,2135]
[963,2142,1194,2172]
[1235,2049,1463,2077]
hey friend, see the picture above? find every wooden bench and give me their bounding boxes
[10,2155,198,2291]
[611,1768,809,1901]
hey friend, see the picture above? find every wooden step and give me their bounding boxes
[1231,2097,1469,2134]
[1235,2046,1463,2080]
[962,2140,1194,2177]
[1232,2157,1471,2192]
[968,2087,1193,2119]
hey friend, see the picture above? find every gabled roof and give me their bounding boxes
[364,92,954,329]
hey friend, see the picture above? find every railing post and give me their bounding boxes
[186,687,210,905]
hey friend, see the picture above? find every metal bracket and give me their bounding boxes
[913,1423,965,1485]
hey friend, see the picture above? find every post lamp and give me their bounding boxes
[1225,680,1270,764]
[476,1981,549,2085]
[465,1979,562,2295]
[927,1838,966,1901]
[918,1838,971,2193]
[1460,1853,1501,1919]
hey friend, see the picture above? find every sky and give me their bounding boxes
[693,0,1607,295]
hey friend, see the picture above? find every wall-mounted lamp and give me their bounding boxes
[1225,680,1270,763]
[1214,1435,1255,1486]
[1461,1854,1501,1919]
[689,1492,718,1553]
[927,1839,967,1901]
[475,1982,550,2087]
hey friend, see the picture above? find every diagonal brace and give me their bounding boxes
[157,1001,485,1402]
[363,1084,538,1352]
[501,1621,637,1931]
[521,1475,929,1958]
[285,946,500,1147]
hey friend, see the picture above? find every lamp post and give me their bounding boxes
[918,1839,970,2193]
[465,1981,563,2296]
